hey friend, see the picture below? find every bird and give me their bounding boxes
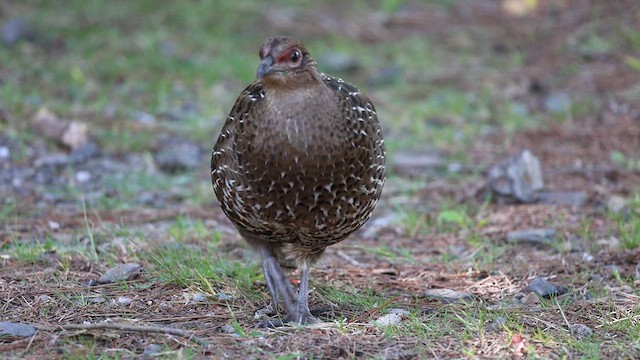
[211,37,386,325]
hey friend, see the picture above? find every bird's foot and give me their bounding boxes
[254,310,320,328]
[284,310,320,325]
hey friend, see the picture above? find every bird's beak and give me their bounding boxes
[256,55,274,79]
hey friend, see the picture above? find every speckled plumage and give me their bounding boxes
[211,37,385,324]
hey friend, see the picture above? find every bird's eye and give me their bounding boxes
[289,49,301,63]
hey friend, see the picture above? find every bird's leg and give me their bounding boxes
[261,247,298,315]
[284,260,319,325]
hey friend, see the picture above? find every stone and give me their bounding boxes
[544,92,572,113]
[570,323,593,338]
[374,313,402,326]
[154,139,202,174]
[143,344,162,356]
[607,195,628,214]
[2,18,34,46]
[0,322,36,337]
[424,288,475,303]
[97,263,142,284]
[537,191,587,207]
[506,228,556,245]
[519,277,568,298]
[485,316,506,332]
[488,149,544,203]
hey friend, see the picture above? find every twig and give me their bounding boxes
[33,322,210,348]
[555,298,571,332]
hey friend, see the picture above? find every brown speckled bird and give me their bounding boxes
[211,37,386,325]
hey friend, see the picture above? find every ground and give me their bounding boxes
[1,0,640,359]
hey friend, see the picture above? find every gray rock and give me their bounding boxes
[488,149,543,203]
[117,296,133,305]
[68,143,101,164]
[537,191,587,207]
[131,110,157,124]
[154,140,202,174]
[387,308,410,317]
[97,263,142,284]
[221,324,237,334]
[192,293,207,302]
[544,92,572,113]
[424,288,474,303]
[143,344,163,356]
[75,170,91,183]
[0,322,36,337]
[607,195,628,214]
[2,18,34,46]
[374,313,403,326]
[506,228,556,245]
[570,323,593,338]
[0,146,9,159]
[37,294,52,303]
[485,316,506,332]
[519,277,568,298]
[216,292,232,301]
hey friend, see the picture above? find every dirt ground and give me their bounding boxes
[2,1,640,359]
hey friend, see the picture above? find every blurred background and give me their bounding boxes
[1,0,638,213]
[1,1,640,358]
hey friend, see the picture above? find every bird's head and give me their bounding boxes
[256,37,318,87]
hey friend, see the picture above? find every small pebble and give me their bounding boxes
[192,293,207,302]
[424,288,475,303]
[117,296,133,305]
[581,253,594,262]
[537,191,587,207]
[75,170,91,183]
[216,292,232,301]
[97,263,142,284]
[506,228,556,245]
[37,294,52,303]
[607,195,628,214]
[485,316,506,332]
[570,323,593,338]
[387,308,410,316]
[0,322,36,337]
[47,221,60,230]
[519,277,568,298]
[143,344,163,356]
[0,146,9,159]
[374,313,402,326]
[544,92,572,113]
[221,324,237,334]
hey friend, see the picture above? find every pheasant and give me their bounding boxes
[211,37,386,325]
